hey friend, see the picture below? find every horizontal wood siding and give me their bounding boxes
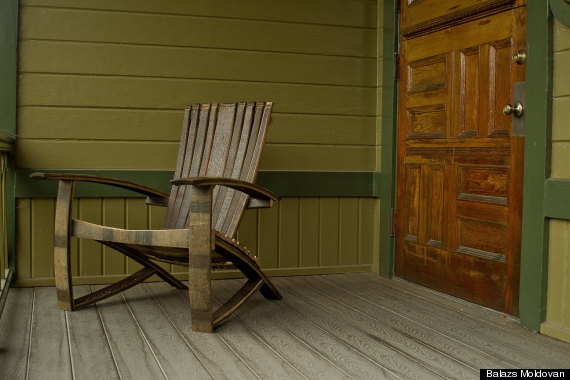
[17,0,378,171]
[15,197,379,286]
[543,20,570,343]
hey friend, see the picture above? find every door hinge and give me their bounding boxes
[390,209,397,237]
[393,52,400,82]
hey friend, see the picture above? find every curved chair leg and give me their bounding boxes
[213,279,263,327]
[215,234,282,300]
[207,234,282,328]
[103,242,188,290]
[53,180,76,310]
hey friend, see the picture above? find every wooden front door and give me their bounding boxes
[395,1,526,315]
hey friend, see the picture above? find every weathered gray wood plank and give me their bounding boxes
[66,285,119,380]
[273,277,477,380]
[91,285,166,379]
[0,288,34,379]
[364,273,570,352]
[331,274,570,368]
[121,284,212,379]
[213,279,353,380]
[215,279,406,379]
[299,275,515,370]
[27,287,73,380]
[3,274,569,379]
[202,285,306,380]
[144,282,259,380]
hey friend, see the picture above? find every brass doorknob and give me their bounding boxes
[503,102,523,118]
[512,50,526,64]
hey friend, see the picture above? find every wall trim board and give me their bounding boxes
[519,1,554,331]
[544,179,570,220]
[540,322,570,344]
[378,0,398,278]
[0,0,18,289]
[15,264,376,287]
[15,169,382,198]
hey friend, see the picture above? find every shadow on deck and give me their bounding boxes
[1,273,568,379]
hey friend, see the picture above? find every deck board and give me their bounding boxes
[90,284,167,379]
[26,287,73,380]
[66,285,119,380]
[0,288,34,379]
[0,274,568,379]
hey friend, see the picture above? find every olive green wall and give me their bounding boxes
[542,19,570,343]
[17,0,379,171]
[15,0,384,285]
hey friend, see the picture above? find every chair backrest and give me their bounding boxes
[163,102,273,237]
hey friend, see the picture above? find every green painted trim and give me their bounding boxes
[0,0,17,138]
[379,0,398,278]
[544,179,570,220]
[256,171,379,197]
[0,0,17,292]
[16,169,382,198]
[519,1,553,331]
[14,265,376,287]
[550,0,570,26]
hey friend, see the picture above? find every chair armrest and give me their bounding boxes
[170,176,280,202]
[29,172,170,199]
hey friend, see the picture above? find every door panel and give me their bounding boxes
[396,6,526,315]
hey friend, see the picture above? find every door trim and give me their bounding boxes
[519,0,554,331]
[379,0,399,278]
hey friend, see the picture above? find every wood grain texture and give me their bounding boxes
[278,276,479,379]
[121,285,212,378]
[65,286,119,379]
[338,273,570,368]
[146,282,257,379]
[26,287,73,380]
[90,284,167,378]
[2,275,569,377]
[0,288,34,379]
[213,280,353,380]
[396,6,525,315]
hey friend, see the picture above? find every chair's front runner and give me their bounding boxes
[31,102,282,332]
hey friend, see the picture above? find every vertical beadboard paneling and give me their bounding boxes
[15,196,379,284]
[258,205,279,269]
[16,199,32,280]
[299,198,320,267]
[339,198,359,266]
[31,199,55,278]
[359,198,380,265]
[319,198,341,267]
[278,198,299,268]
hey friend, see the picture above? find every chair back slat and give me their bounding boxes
[164,102,273,236]
[221,103,271,235]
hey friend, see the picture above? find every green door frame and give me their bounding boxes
[0,0,18,292]
[379,0,557,331]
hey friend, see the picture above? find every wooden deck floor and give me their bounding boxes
[1,273,568,379]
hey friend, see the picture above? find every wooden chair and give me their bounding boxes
[30,102,282,332]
